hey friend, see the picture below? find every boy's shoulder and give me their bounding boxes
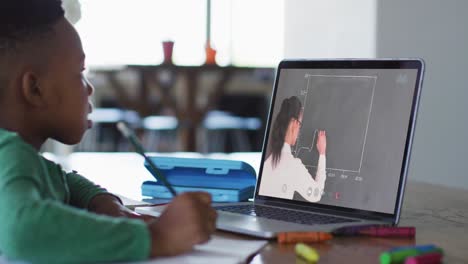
[0,129,51,183]
[0,128,38,159]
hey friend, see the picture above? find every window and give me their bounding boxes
[75,0,284,67]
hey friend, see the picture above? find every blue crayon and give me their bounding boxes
[389,244,437,253]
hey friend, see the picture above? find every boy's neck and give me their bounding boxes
[0,113,44,151]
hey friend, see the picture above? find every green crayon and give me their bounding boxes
[380,248,443,264]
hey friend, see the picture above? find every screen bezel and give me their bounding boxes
[254,59,424,222]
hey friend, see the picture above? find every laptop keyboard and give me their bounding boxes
[215,204,357,225]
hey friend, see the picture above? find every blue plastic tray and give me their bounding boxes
[142,156,256,202]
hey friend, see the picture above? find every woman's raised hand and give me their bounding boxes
[316,130,327,155]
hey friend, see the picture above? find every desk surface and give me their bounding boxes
[61,152,468,263]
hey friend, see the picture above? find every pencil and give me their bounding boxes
[117,122,177,197]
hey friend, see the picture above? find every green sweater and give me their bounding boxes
[0,129,150,263]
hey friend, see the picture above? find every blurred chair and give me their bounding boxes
[201,94,268,153]
[141,115,179,152]
[202,110,262,153]
[77,108,141,152]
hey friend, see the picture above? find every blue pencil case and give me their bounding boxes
[142,156,256,202]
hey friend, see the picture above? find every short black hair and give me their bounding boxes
[0,0,64,53]
[0,0,64,100]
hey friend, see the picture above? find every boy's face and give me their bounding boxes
[39,18,94,145]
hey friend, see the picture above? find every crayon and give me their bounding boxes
[331,224,385,236]
[380,247,443,264]
[295,243,319,262]
[389,245,437,253]
[359,227,415,238]
[277,231,332,243]
[404,252,443,264]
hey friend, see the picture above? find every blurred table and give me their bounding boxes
[95,65,273,151]
[62,152,468,263]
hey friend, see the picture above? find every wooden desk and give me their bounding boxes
[245,181,468,263]
[65,152,468,263]
[95,65,273,151]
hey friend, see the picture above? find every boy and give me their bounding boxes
[0,0,217,263]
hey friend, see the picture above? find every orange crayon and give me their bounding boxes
[277,231,333,243]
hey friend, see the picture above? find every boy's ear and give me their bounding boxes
[20,71,47,108]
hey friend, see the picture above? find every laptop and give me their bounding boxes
[138,59,425,239]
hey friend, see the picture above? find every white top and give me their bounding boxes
[259,143,326,202]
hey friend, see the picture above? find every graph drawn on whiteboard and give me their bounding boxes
[292,74,377,179]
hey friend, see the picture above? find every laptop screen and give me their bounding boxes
[257,60,423,215]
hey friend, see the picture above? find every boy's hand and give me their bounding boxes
[88,193,129,217]
[148,192,217,257]
[88,194,156,223]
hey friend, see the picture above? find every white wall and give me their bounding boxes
[284,0,376,58]
[376,0,468,189]
[284,0,468,189]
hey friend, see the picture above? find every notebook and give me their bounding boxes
[210,59,425,238]
[122,235,267,264]
[0,236,267,264]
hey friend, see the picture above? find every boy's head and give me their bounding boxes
[0,0,94,149]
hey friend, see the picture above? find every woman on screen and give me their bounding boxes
[259,96,327,202]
